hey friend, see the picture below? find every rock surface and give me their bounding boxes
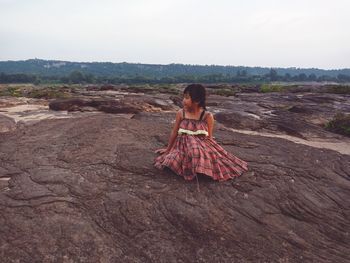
[0,114,16,133]
[0,86,350,262]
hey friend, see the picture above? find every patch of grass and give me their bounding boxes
[27,88,71,99]
[121,85,157,94]
[325,85,350,94]
[157,85,181,95]
[259,84,285,93]
[0,86,23,97]
[211,88,236,97]
[325,113,350,137]
[0,85,72,99]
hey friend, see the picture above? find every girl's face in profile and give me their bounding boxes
[182,92,192,109]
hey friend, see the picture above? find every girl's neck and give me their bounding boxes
[186,105,202,114]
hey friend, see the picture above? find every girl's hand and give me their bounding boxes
[154,148,169,154]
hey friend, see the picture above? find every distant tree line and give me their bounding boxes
[0,73,41,84]
[1,59,350,79]
[1,69,350,84]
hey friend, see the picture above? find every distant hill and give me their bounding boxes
[1,59,349,78]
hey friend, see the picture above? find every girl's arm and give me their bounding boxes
[206,112,214,139]
[155,110,182,154]
[165,110,182,152]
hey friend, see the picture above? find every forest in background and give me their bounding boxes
[1,59,350,84]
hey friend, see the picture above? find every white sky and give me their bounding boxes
[0,0,349,69]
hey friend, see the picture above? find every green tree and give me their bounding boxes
[69,70,85,84]
[268,68,278,81]
[308,73,317,81]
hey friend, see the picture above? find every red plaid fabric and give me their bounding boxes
[154,117,248,181]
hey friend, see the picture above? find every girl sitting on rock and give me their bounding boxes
[154,84,248,181]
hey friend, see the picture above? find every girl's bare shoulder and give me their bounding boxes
[204,110,214,120]
[176,109,184,120]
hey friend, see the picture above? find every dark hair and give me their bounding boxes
[183,84,206,109]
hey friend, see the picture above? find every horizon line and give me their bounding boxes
[0,58,349,71]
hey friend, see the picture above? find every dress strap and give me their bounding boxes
[182,109,185,119]
[199,109,206,120]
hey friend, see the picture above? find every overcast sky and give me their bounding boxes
[0,0,349,69]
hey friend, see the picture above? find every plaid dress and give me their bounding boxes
[154,110,248,181]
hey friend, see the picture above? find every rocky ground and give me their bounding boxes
[0,84,349,262]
